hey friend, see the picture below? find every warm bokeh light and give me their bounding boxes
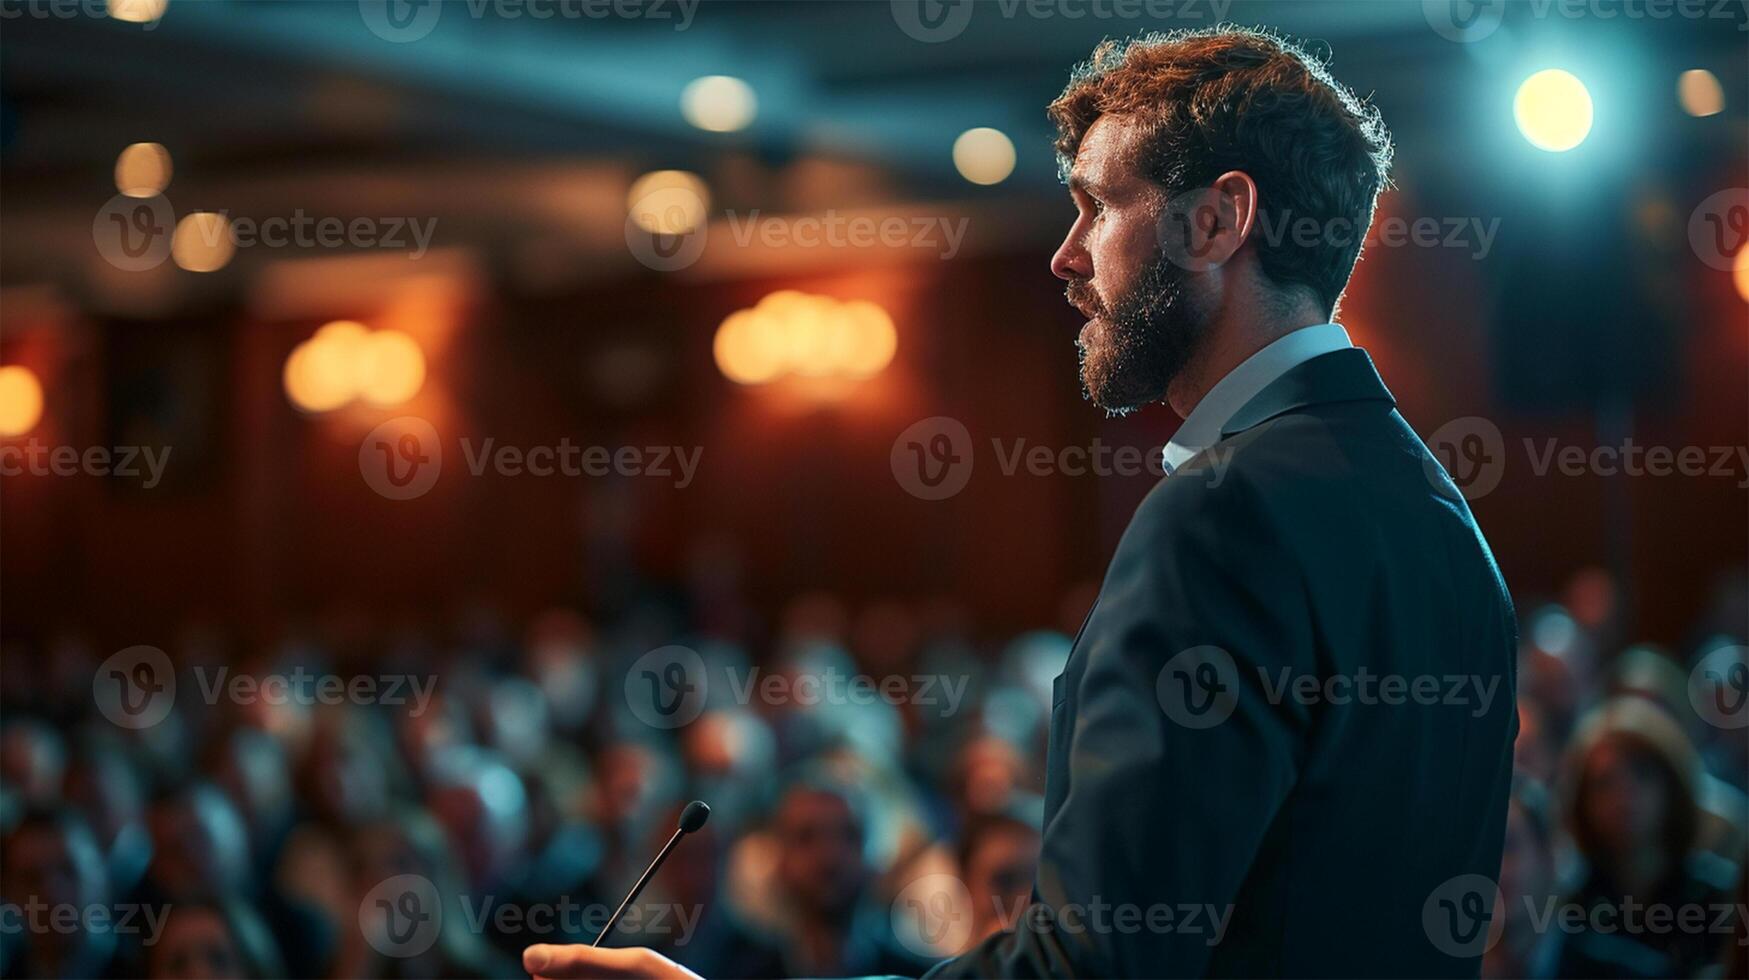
[315,318,370,350]
[283,339,353,414]
[283,321,427,412]
[713,310,787,385]
[114,142,172,198]
[0,366,45,437]
[1514,69,1593,152]
[1678,69,1724,118]
[681,76,757,133]
[834,299,898,378]
[1734,247,1749,305]
[171,211,235,272]
[627,170,710,234]
[952,128,1016,185]
[714,292,897,385]
[107,0,168,23]
[762,290,836,378]
[355,329,427,405]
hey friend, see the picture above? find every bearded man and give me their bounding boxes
[525,25,1518,979]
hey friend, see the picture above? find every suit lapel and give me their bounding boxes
[1219,347,1397,439]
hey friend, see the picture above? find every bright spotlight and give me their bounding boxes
[1514,69,1593,153]
[681,76,757,133]
[953,128,1016,185]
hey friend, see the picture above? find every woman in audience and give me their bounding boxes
[1550,697,1740,978]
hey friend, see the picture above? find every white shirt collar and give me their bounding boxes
[1162,322,1353,474]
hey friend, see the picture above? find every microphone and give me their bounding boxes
[593,800,711,948]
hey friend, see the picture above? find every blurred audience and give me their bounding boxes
[0,565,1742,979]
[142,901,285,980]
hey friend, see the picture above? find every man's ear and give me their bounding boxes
[1157,170,1260,272]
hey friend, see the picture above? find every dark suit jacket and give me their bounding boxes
[926,347,1518,978]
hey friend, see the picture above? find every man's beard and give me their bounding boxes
[1071,255,1210,416]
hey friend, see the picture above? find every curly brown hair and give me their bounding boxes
[1048,25,1394,317]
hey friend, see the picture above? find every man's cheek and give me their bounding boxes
[1095,229,1150,293]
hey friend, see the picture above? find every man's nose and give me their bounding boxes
[1051,228,1090,281]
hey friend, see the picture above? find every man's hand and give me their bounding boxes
[522,944,704,980]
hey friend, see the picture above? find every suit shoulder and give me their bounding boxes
[1137,408,1357,521]
[1129,401,1440,559]
[1124,444,1284,565]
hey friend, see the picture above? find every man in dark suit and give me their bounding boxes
[524,24,1517,980]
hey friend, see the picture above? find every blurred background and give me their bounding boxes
[0,1,1746,977]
